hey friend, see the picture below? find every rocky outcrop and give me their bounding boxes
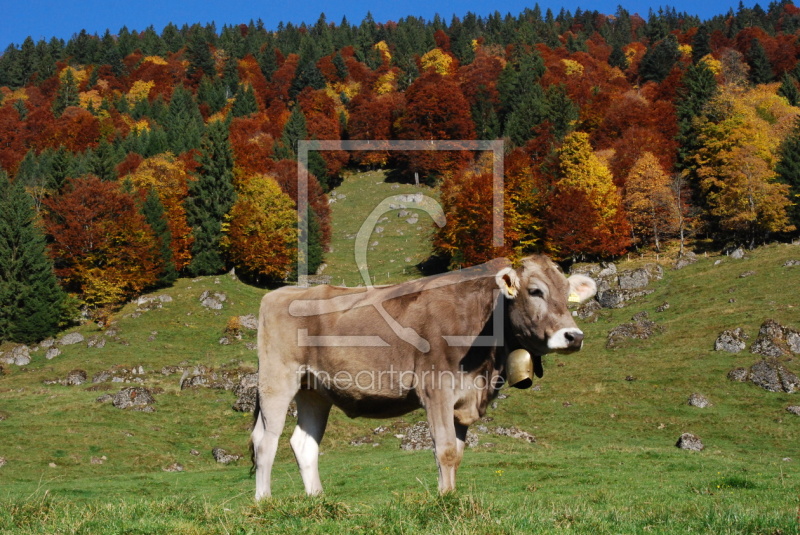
[714,328,749,353]
[674,252,698,270]
[112,387,155,411]
[200,291,227,310]
[399,421,479,451]
[0,345,31,366]
[572,262,663,309]
[232,373,258,412]
[676,433,704,451]
[688,393,711,408]
[212,447,241,464]
[750,320,800,358]
[606,312,665,349]
[728,359,799,393]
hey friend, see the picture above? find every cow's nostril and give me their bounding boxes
[570,331,584,347]
[565,332,574,342]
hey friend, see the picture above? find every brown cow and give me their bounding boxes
[251,255,596,499]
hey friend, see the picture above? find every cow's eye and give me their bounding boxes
[528,288,544,298]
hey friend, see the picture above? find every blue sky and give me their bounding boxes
[2,0,754,49]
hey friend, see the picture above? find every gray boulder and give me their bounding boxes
[212,447,241,464]
[112,387,155,410]
[730,247,745,259]
[65,369,88,386]
[618,268,651,290]
[239,314,258,330]
[492,426,536,443]
[8,345,31,366]
[59,332,84,346]
[400,421,478,450]
[715,328,749,353]
[748,359,799,393]
[199,290,227,310]
[45,347,61,360]
[727,367,749,382]
[688,393,711,408]
[787,406,800,416]
[676,433,704,451]
[674,252,698,270]
[751,320,800,358]
[575,300,602,322]
[606,318,664,349]
[232,373,258,412]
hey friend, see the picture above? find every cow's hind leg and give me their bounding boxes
[290,390,332,495]
[253,382,297,501]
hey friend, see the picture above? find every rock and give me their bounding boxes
[399,421,478,450]
[655,302,670,312]
[688,393,711,408]
[90,456,106,465]
[199,290,226,310]
[147,332,158,342]
[44,347,61,360]
[400,421,434,451]
[96,394,113,403]
[747,359,799,393]
[783,260,800,267]
[606,319,664,349]
[751,320,800,358]
[239,314,258,330]
[493,426,536,443]
[787,406,800,416]
[163,462,184,472]
[349,436,376,446]
[618,268,651,290]
[631,310,649,322]
[715,328,749,353]
[730,247,745,259]
[65,369,87,386]
[676,433,704,451]
[0,457,6,468]
[212,447,241,464]
[575,299,601,322]
[232,373,258,412]
[727,367,749,382]
[180,366,241,392]
[219,337,231,345]
[112,387,155,410]
[190,449,200,456]
[7,345,31,365]
[674,251,698,270]
[86,335,106,349]
[739,270,756,278]
[40,338,55,348]
[59,332,84,346]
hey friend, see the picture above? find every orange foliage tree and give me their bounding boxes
[123,153,195,271]
[43,176,162,307]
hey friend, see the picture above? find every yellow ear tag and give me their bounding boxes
[568,292,581,303]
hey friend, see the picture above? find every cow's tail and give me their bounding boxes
[249,391,261,477]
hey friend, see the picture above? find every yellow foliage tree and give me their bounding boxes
[562,59,584,76]
[420,48,455,76]
[223,175,297,280]
[127,80,155,105]
[557,132,623,221]
[693,84,797,244]
[374,41,392,63]
[625,152,679,251]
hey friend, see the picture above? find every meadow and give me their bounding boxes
[1,170,799,534]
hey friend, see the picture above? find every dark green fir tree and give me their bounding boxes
[775,117,800,230]
[141,188,178,286]
[231,84,259,117]
[778,72,800,107]
[52,68,79,117]
[0,171,66,343]
[185,120,236,276]
[747,38,773,84]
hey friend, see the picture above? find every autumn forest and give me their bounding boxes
[2,3,800,343]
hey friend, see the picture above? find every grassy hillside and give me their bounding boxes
[1,172,800,533]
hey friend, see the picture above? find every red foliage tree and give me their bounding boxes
[397,71,475,180]
[229,113,275,179]
[43,176,162,307]
[347,91,405,166]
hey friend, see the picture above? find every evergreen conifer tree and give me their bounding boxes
[0,171,66,343]
[231,84,259,117]
[775,117,800,229]
[165,85,205,154]
[274,106,308,160]
[608,43,629,70]
[53,68,79,117]
[89,140,119,181]
[778,72,800,106]
[639,35,681,83]
[141,188,178,286]
[747,38,773,84]
[187,30,216,78]
[691,25,712,64]
[185,120,236,276]
[675,61,718,172]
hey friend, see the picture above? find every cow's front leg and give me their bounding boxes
[426,402,462,493]
[290,390,332,496]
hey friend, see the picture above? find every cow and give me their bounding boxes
[251,255,597,500]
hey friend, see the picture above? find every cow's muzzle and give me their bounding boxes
[547,328,585,352]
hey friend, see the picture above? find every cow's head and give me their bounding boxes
[496,255,596,360]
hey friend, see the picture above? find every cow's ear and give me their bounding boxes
[567,274,597,304]
[496,267,520,299]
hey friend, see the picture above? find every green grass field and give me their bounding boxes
[1,170,800,533]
